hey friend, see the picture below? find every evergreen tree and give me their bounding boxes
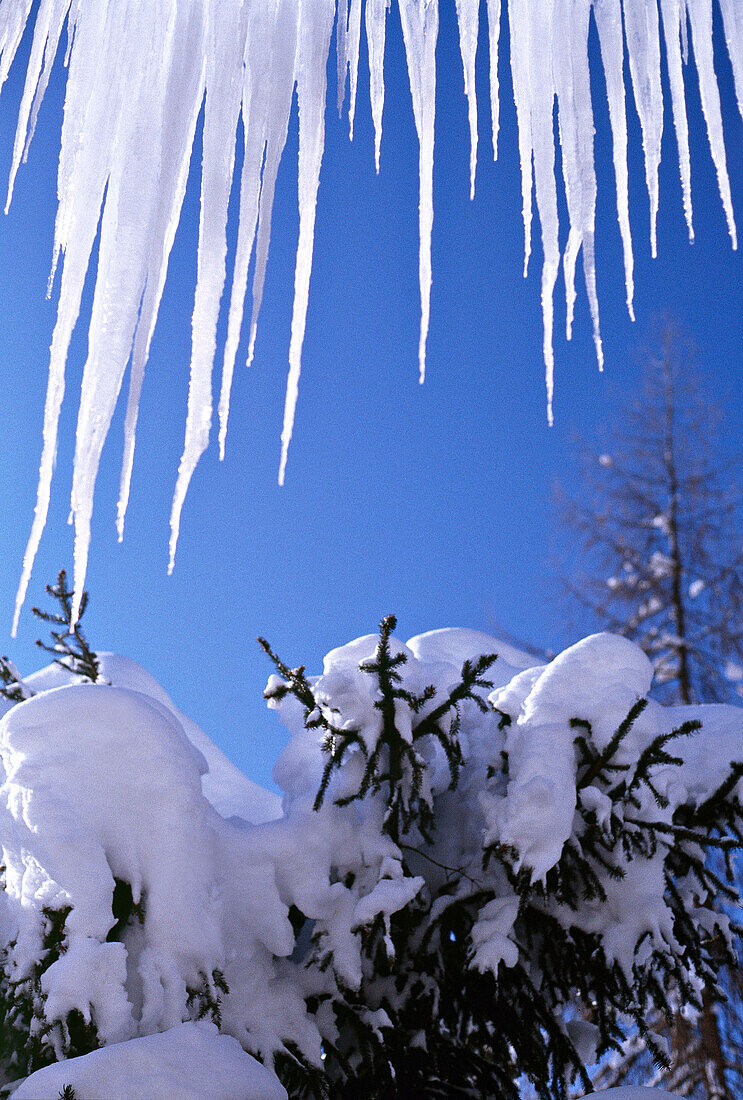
[560,322,743,1096]
[1,569,100,705]
[261,616,743,1099]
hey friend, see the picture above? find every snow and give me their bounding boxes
[1,626,742,1095]
[24,653,282,825]
[488,633,653,881]
[0,685,223,1038]
[0,2,740,623]
[11,1021,287,1100]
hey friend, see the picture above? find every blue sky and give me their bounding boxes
[0,4,742,791]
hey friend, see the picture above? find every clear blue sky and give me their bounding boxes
[0,4,742,790]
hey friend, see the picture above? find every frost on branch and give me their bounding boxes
[0,1,741,627]
[0,622,742,1094]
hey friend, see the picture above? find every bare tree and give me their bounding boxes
[563,323,743,708]
[561,321,743,1098]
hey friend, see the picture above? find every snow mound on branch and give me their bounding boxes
[407,626,536,675]
[0,685,224,1040]
[11,1021,287,1100]
[490,633,653,881]
[0,676,313,1080]
[24,653,281,824]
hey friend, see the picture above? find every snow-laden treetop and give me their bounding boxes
[0,0,741,628]
[1,625,742,1094]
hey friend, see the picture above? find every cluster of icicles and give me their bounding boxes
[0,0,741,630]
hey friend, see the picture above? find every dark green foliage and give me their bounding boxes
[186,970,230,1029]
[0,905,100,1084]
[1,569,100,706]
[105,879,145,944]
[33,570,99,683]
[272,1041,331,1100]
[487,707,741,1093]
[58,1088,79,1100]
[261,617,743,1100]
[262,614,496,843]
[0,656,32,703]
[0,878,144,1087]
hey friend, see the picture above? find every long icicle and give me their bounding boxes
[0,0,740,625]
[398,0,439,385]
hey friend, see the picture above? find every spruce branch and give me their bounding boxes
[33,570,99,683]
[575,698,648,793]
[0,656,33,703]
[626,718,701,799]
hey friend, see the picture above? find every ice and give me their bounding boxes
[593,0,635,319]
[525,0,560,424]
[455,0,480,199]
[246,0,298,371]
[553,0,603,366]
[1,0,742,621]
[336,0,367,140]
[222,0,297,465]
[660,0,694,240]
[398,0,439,385]
[719,0,743,122]
[507,0,534,278]
[278,0,335,487]
[486,0,502,159]
[0,0,35,99]
[347,0,363,140]
[365,0,389,171]
[168,2,248,573]
[623,0,664,258]
[686,0,737,249]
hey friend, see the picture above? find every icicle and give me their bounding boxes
[399,0,439,385]
[246,0,298,369]
[486,0,501,159]
[0,0,35,92]
[338,0,365,140]
[12,308,68,637]
[455,0,479,199]
[660,0,694,241]
[2,0,743,624]
[218,1,294,459]
[13,0,133,632]
[554,0,602,368]
[508,0,533,277]
[347,0,362,139]
[686,0,737,249]
[593,0,635,320]
[365,0,389,171]
[73,6,207,619]
[118,31,206,536]
[718,0,743,123]
[622,0,663,259]
[277,0,335,486]
[337,0,349,115]
[5,0,70,213]
[525,0,559,423]
[169,1,246,572]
